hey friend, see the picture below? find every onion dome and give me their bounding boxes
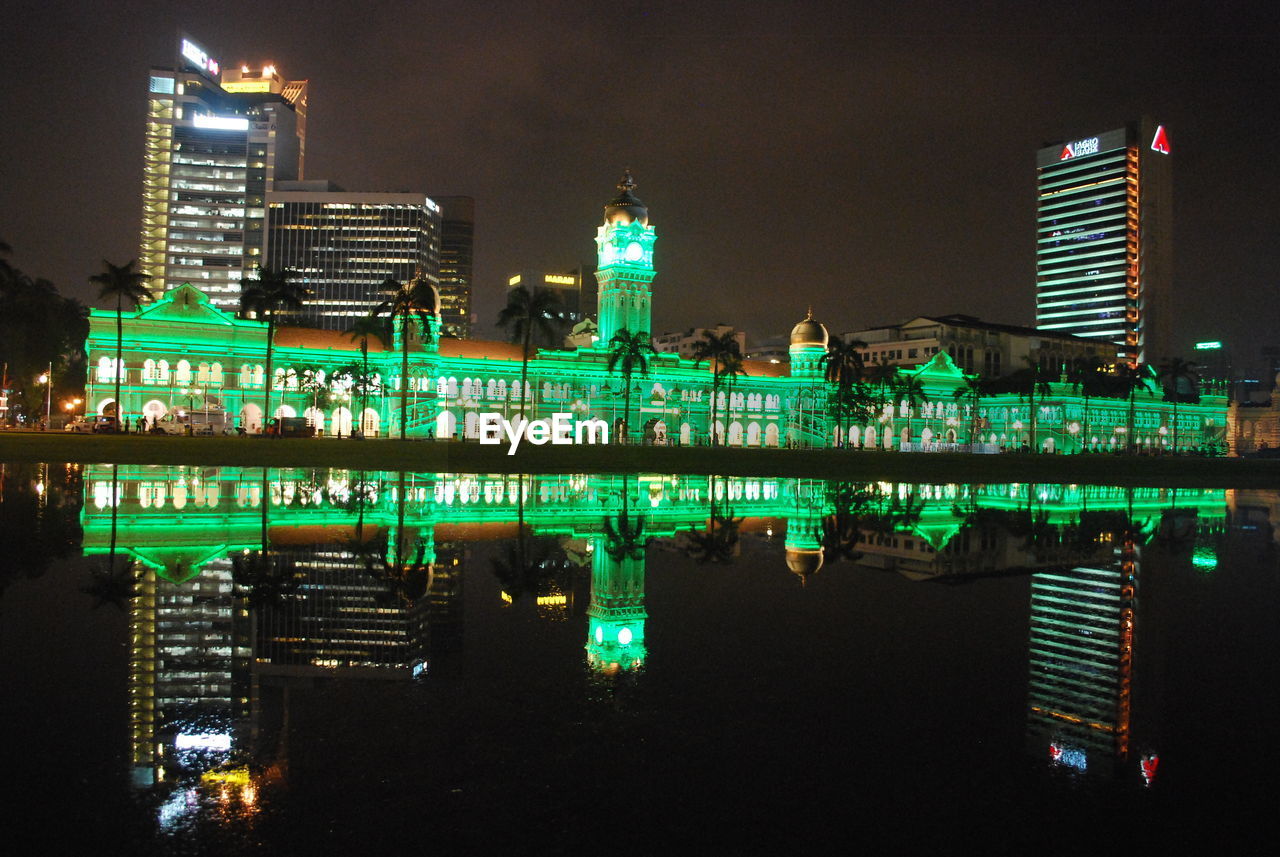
[785,547,825,583]
[790,307,829,348]
[604,170,649,225]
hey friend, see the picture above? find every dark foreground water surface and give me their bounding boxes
[1,463,1277,853]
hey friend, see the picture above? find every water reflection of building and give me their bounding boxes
[130,557,250,786]
[1026,556,1137,777]
[585,532,647,675]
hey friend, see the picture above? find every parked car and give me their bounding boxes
[92,415,120,433]
[265,416,315,438]
[64,416,92,433]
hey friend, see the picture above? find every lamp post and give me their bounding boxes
[37,363,52,429]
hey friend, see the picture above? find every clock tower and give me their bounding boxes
[595,171,657,345]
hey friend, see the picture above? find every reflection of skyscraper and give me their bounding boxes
[1034,120,1171,365]
[435,197,475,338]
[1026,535,1139,776]
[130,558,250,786]
[141,37,307,307]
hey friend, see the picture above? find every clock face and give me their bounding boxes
[623,241,644,262]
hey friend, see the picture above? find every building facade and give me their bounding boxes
[844,314,1118,376]
[87,174,1226,453]
[435,196,475,339]
[265,182,441,330]
[142,37,307,308]
[1034,120,1172,365]
[652,324,747,360]
[506,269,588,324]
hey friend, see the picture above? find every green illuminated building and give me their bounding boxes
[88,173,1227,451]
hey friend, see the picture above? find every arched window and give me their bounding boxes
[175,360,191,384]
[487,379,498,399]
[158,360,170,382]
[197,362,210,384]
[143,359,158,383]
[254,365,264,387]
[240,364,254,387]
[447,377,458,398]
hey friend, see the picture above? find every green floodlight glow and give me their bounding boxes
[1192,545,1218,572]
[1194,341,1223,351]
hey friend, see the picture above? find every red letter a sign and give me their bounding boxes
[1150,125,1170,154]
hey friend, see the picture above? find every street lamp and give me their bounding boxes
[37,363,51,428]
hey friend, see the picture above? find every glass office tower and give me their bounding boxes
[266,182,441,330]
[434,197,475,339]
[1034,119,1171,365]
[141,37,307,308]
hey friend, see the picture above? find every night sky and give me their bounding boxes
[2,1,1277,371]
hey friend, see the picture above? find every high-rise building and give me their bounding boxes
[141,36,307,308]
[505,268,588,323]
[1034,119,1172,365]
[434,197,475,338]
[266,181,441,330]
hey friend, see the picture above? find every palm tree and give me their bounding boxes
[1113,362,1153,454]
[239,267,308,428]
[1014,356,1053,450]
[496,285,566,418]
[952,373,987,448]
[821,335,868,446]
[691,330,745,446]
[374,277,438,439]
[606,330,657,443]
[1067,356,1106,450]
[346,315,391,434]
[89,260,151,428]
[1156,357,1200,452]
[894,373,927,449]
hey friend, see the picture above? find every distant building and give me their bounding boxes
[842,314,1118,376]
[506,269,588,323]
[746,335,790,365]
[141,36,307,308]
[434,197,474,338]
[652,324,746,360]
[1034,120,1172,365]
[265,181,440,330]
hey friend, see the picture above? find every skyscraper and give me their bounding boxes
[1034,119,1171,365]
[266,181,441,330]
[141,36,307,308]
[434,196,475,338]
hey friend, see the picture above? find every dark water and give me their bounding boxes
[2,463,1277,853]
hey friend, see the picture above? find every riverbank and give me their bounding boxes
[1,431,1277,487]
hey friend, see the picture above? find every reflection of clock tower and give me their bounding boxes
[595,171,657,345]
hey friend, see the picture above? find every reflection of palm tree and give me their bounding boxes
[821,481,876,562]
[231,468,301,608]
[603,476,650,561]
[681,475,742,564]
[83,554,138,611]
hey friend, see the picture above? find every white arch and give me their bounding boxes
[274,404,297,418]
[176,359,191,384]
[436,410,457,439]
[331,407,353,436]
[361,408,380,436]
[849,425,860,447]
[464,411,480,438]
[680,422,692,445]
[746,422,761,447]
[142,400,167,422]
[766,423,780,448]
[714,420,725,445]
[920,427,933,446]
[864,426,877,448]
[728,421,744,446]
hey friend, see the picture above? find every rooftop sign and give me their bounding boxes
[181,38,220,78]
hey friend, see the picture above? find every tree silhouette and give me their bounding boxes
[89,259,151,428]
[240,267,308,428]
[496,285,565,418]
[375,277,438,439]
[606,330,657,443]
